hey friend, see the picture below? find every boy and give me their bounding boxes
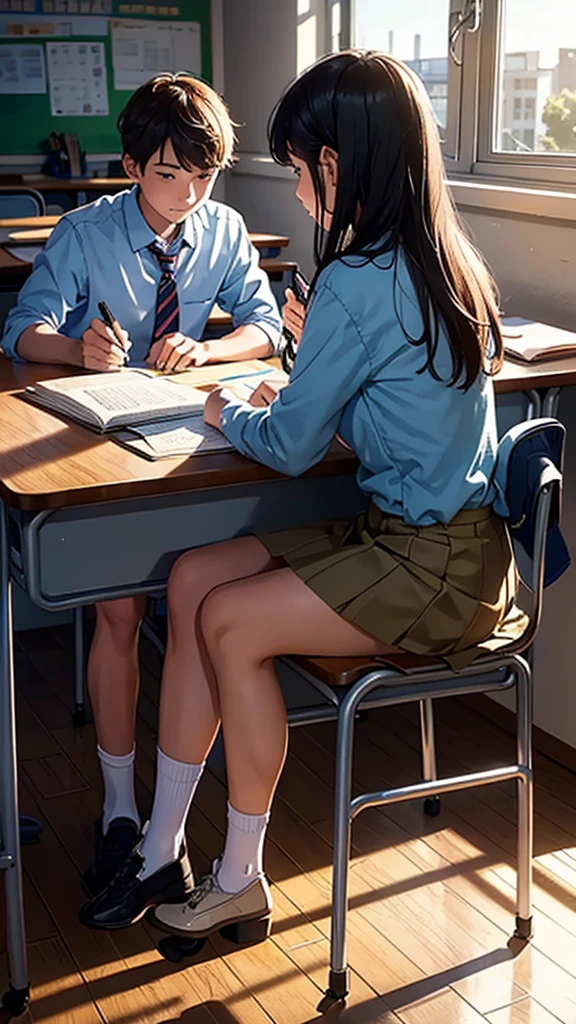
[1,73,282,900]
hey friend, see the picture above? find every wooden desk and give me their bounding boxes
[0,344,569,1008]
[0,215,60,230]
[0,351,364,1008]
[0,214,289,249]
[0,175,132,193]
[493,355,576,395]
[0,360,355,513]
[0,229,289,282]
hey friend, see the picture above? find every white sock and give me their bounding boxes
[98,745,140,834]
[217,803,270,894]
[138,747,205,880]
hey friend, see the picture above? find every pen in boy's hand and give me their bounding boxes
[98,301,130,360]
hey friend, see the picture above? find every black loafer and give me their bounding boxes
[83,817,141,898]
[79,842,194,930]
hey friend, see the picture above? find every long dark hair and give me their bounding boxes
[268,50,503,390]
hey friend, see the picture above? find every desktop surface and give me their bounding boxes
[0,352,573,510]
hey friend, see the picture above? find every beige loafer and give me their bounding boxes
[151,867,272,945]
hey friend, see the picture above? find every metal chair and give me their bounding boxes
[0,189,46,218]
[280,417,567,1012]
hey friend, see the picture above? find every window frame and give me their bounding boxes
[474,0,576,186]
[347,0,576,188]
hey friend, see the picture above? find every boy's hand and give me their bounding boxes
[283,288,306,345]
[146,333,210,373]
[249,379,286,407]
[81,318,131,371]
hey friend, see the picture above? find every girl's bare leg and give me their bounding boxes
[135,536,282,877]
[157,536,282,762]
[198,567,398,815]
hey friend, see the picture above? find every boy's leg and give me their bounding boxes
[153,566,398,941]
[83,595,146,896]
[79,537,281,927]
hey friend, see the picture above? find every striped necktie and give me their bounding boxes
[149,242,180,342]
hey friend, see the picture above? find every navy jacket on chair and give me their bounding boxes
[493,418,570,589]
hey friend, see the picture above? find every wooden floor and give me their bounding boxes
[2,624,576,1024]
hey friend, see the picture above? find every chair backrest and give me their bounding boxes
[0,188,46,218]
[493,417,569,654]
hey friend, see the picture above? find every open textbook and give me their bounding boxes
[502,318,576,363]
[23,361,283,434]
[25,369,208,433]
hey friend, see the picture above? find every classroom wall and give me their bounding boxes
[222,0,316,276]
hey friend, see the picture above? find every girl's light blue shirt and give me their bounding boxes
[220,252,499,526]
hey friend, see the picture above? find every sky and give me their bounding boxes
[353,0,576,69]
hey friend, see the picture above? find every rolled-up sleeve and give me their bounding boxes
[220,278,370,475]
[1,219,88,361]
[216,217,282,352]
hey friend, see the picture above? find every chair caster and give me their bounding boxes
[157,936,206,963]
[19,815,43,845]
[424,796,441,817]
[72,704,86,728]
[1,984,30,1018]
[514,914,533,940]
[317,969,349,1013]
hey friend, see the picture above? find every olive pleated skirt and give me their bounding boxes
[257,503,527,669]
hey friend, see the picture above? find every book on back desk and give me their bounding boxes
[502,318,576,363]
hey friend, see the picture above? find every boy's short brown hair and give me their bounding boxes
[118,73,236,172]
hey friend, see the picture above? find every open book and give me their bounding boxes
[24,369,208,432]
[502,318,576,363]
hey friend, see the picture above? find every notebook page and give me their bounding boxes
[129,415,233,456]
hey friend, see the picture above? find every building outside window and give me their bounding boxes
[352,0,451,135]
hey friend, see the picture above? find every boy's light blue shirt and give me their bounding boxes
[1,187,282,364]
[221,253,499,526]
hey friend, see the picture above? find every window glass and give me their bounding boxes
[495,0,576,153]
[352,0,451,134]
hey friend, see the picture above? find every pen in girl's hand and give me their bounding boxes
[98,301,130,359]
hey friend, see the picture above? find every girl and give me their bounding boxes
[79,50,524,939]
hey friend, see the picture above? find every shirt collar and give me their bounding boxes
[124,185,197,253]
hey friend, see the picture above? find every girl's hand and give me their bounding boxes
[282,288,305,345]
[203,386,228,429]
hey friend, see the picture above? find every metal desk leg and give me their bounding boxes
[0,502,30,1017]
[73,607,86,727]
[542,387,561,419]
[524,390,542,420]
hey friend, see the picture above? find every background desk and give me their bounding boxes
[0,224,289,257]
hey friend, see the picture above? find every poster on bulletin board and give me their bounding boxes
[111,19,200,89]
[0,0,211,154]
[46,39,108,114]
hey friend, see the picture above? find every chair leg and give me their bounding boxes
[515,659,534,939]
[73,607,86,727]
[419,699,441,817]
[319,694,357,1012]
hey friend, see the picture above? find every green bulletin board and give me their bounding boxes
[0,0,211,155]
